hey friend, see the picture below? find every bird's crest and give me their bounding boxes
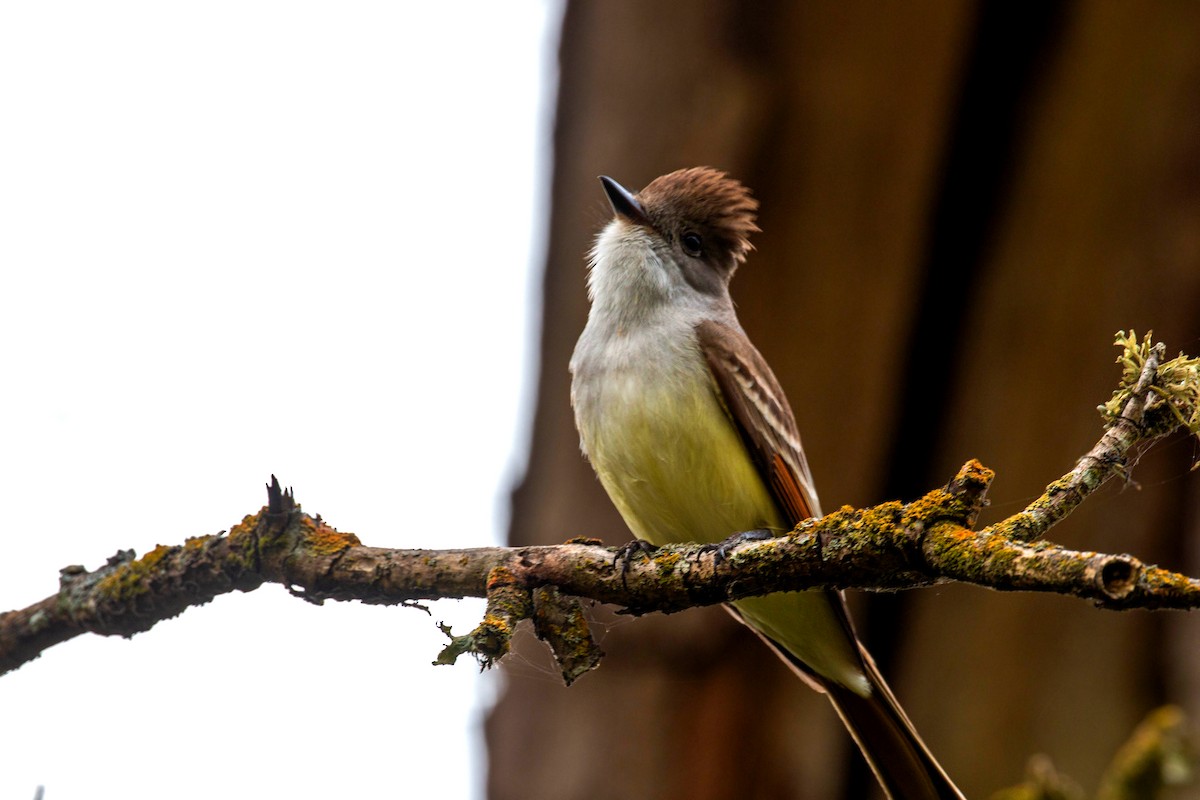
[638,167,760,264]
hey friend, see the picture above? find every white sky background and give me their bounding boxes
[0,3,560,798]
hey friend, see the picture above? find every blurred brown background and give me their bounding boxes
[489,2,1200,798]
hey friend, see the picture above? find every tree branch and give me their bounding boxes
[990,706,1193,800]
[1,332,1198,682]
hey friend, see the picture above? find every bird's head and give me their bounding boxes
[589,168,760,309]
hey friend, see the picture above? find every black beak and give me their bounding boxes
[599,175,651,226]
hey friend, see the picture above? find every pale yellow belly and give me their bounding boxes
[586,373,783,546]
[582,369,867,692]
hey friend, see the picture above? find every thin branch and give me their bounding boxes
[999,339,1164,543]
[1,331,1198,681]
[1096,706,1192,800]
[990,706,1194,800]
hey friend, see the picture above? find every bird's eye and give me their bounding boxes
[681,232,703,257]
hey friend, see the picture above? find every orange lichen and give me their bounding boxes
[183,535,212,552]
[479,612,513,636]
[300,516,361,556]
[486,566,518,591]
[227,512,262,543]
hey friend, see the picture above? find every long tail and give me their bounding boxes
[765,635,964,800]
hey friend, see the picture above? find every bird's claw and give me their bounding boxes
[710,528,777,566]
[613,538,658,578]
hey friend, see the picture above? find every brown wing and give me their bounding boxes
[695,319,821,526]
[696,325,966,798]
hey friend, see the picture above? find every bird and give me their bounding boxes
[570,166,963,799]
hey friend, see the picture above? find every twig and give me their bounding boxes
[990,706,1193,800]
[1096,705,1192,800]
[1,332,1198,680]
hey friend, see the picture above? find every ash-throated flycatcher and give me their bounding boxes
[570,167,963,799]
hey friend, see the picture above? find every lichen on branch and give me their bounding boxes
[1101,330,1200,439]
[2,332,1200,685]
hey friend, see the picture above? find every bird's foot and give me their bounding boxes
[710,528,777,565]
[613,538,658,578]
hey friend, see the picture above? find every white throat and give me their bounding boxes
[585,220,673,325]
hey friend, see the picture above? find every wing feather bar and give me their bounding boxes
[695,319,821,527]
